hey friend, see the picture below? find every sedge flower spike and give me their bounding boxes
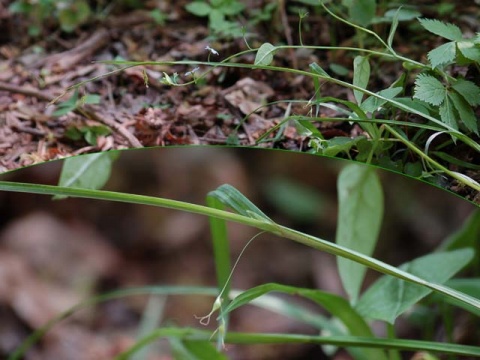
[205,45,219,56]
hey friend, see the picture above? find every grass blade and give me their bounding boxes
[0,181,479,316]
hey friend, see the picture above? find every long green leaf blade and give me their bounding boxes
[0,181,479,315]
[118,328,480,358]
[336,164,383,304]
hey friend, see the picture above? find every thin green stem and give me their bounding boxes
[385,125,480,192]
[116,327,480,359]
[0,181,479,313]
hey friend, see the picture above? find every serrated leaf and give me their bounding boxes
[353,56,370,104]
[185,2,211,16]
[336,164,383,304]
[452,78,480,106]
[427,41,456,68]
[54,152,119,200]
[418,18,463,41]
[254,43,276,66]
[448,91,479,134]
[457,40,480,62]
[439,96,458,131]
[413,74,446,106]
[355,248,474,324]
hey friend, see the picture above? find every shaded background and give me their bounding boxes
[0,147,476,359]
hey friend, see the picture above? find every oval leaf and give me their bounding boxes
[54,152,118,200]
[254,43,276,66]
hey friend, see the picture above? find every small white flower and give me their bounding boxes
[205,45,219,56]
[185,67,200,76]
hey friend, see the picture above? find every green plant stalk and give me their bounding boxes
[384,124,480,192]
[0,181,479,313]
[100,59,474,145]
[115,327,480,359]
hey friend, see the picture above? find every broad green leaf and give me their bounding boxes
[348,0,376,27]
[457,40,480,62]
[58,0,91,32]
[54,152,119,200]
[446,278,480,301]
[439,95,458,131]
[254,43,276,66]
[361,87,402,113]
[355,248,474,324]
[208,184,272,223]
[452,78,480,106]
[435,278,480,317]
[310,62,331,78]
[222,283,387,360]
[427,41,456,68]
[185,2,211,16]
[208,8,225,27]
[413,74,446,106]
[81,94,101,105]
[336,164,383,304]
[353,56,370,105]
[448,91,479,134]
[221,1,245,15]
[53,89,79,116]
[418,18,463,41]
